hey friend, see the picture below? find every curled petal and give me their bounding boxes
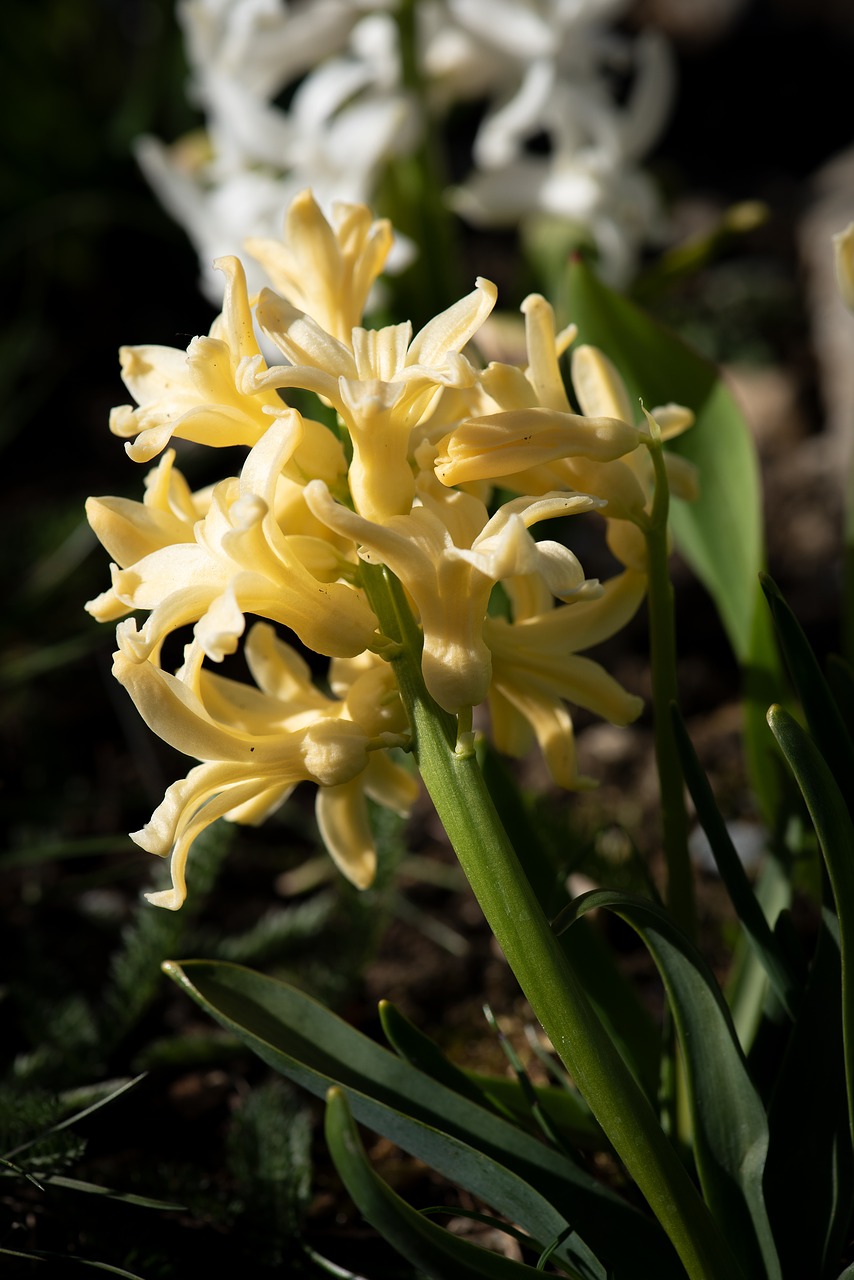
[246,188,394,341]
[138,764,266,910]
[407,276,497,368]
[112,258,284,463]
[436,408,640,486]
[315,778,377,889]
[571,344,635,422]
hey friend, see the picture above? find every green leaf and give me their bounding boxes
[827,656,854,749]
[0,1246,151,1278]
[463,1071,603,1154]
[767,705,854,1150]
[324,1087,575,1279]
[43,1175,185,1210]
[553,890,781,1280]
[379,999,507,1111]
[724,857,795,1055]
[763,915,853,1279]
[2,1075,146,1162]
[163,959,683,1279]
[762,575,854,808]
[670,702,800,1019]
[565,256,782,818]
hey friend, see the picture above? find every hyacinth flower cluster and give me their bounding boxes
[86,188,695,910]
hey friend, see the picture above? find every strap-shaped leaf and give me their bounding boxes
[763,916,853,1280]
[553,891,781,1280]
[762,575,854,808]
[767,704,854,1151]
[324,1087,596,1280]
[163,959,682,1278]
[379,999,603,1151]
[670,702,800,1019]
[378,999,510,1112]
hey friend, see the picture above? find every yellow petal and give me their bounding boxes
[571,345,635,422]
[315,779,377,889]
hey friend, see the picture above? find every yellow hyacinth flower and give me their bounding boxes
[246,189,396,344]
[88,415,378,662]
[485,569,647,789]
[110,256,288,464]
[116,623,413,908]
[570,342,696,569]
[436,292,696,570]
[305,472,601,714]
[242,275,497,521]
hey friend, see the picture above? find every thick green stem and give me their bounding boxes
[644,439,695,940]
[361,562,744,1280]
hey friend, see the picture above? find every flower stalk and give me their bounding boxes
[360,560,743,1280]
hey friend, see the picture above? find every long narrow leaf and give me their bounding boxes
[380,998,601,1150]
[671,702,800,1018]
[324,1087,585,1280]
[164,959,682,1278]
[565,256,763,663]
[2,1075,147,1162]
[762,575,854,806]
[0,1247,150,1278]
[724,857,795,1054]
[44,1175,185,1210]
[553,891,781,1280]
[379,999,501,1110]
[763,915,853,1279]
[767,705,854,1150]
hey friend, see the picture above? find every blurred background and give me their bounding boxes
[3,0,854,1274]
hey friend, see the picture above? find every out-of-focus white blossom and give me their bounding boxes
[140,0,674,299]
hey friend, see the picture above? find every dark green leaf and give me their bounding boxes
[379,999,503,1111]
[0,1246,150,1278]
[324,1087,594,1280]
[553,890,781,1280]
[767,706,854,1151]
[670,702,800,1018]
[164,959,682,1279]
[764,915,853,1279]
[463,1072,603,1153]
[2,1075,146,1162]
[44,1175,185,1210]
[762,575,854,809]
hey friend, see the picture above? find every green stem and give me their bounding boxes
[361,562,744,1280]
[644,438,695,939]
